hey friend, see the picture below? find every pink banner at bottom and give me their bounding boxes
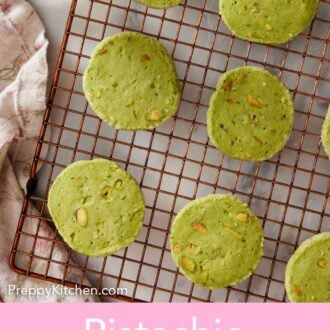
[1,303,328,329]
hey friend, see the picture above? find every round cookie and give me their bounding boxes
[83,32,181,130]
[285,232,330,302]
[170,194,264,289]
[321,105,330,159]
[136,0,182,9]
[207,66,294,162]
[219,0,319,44]
[48,159,145,257]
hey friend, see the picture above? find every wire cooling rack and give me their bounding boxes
[10,0,330,302]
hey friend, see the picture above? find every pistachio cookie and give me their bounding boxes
[207,66,294,162]
[48,159,145,257]
[83,32,181,130]
[285,232,330,302]
[220,0,319,44]
[136,0,182,9]
[170,194,264,289]
[321,105,330,159]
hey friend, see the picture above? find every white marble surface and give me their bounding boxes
[28,0,71,80]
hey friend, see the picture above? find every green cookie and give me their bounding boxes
[83,32,181,130]
[170,194,264,289]
[220,0,319,44]
[48,159,145,257]
[136,0,182,9]
[285,232,330,302]
[207,66,294,162]
[321,105,330,159]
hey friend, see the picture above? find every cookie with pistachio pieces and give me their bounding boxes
[83,32,181,130]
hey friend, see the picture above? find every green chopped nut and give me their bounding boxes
[293,284,302,296]
[192,222,208,233]
[187,244,198,255]
[173,244,182,254]
[126,98,134,106]
[235,213,248,223]
[94,90,101,98]
[317,258,326,268]
[226,227,243,241]
[247,95,262,108]
[75,207,88,227]
[236,74,247,84]
[222,81,232,92]
[265,24,273,31]
[101,186,111,198]
[149,110,162,121]
[201,271,209,281]
[115,179,123,190]
[181,256,196,273]
[142,54,151,62]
